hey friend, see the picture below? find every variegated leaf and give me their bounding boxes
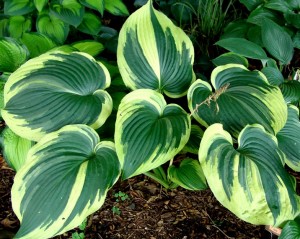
[277,105,300,171]
[12,124,120,239]
[188,64,287,136]
[199,123,299,226]
[2,51,112,141]
[115,89,191,179]
[117,0,195,98]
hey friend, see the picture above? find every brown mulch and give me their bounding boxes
[0,156,274,239]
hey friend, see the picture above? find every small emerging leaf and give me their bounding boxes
[168,158,207,191]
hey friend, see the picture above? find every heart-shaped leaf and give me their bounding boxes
[50,0,85,27]
[117,0,195,98]
[37,12,70,44]
[0,37,29,72]
[168,158,207,191]
[115,89,191,179]
[277,105,300,172]
[2,51,112,141]
[199,123,299,226]
[188,64,287,136]
[12,124,120,239]
[8,15,31,39]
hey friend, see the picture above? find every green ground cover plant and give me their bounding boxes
[0,0,300,238]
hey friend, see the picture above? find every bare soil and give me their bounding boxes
[0,156,276,239]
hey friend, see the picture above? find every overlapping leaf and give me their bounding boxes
[115,89,191,179]
[182,124,203,154]
[199,123,299,226]
[104,0,129,16]
[2,51,112,141]
[168,158,207,191]
[215,38,268,60]
[37,12,70,44]
[279,220,300,239]
[20,32,57,58]
[12,124,120,239]
[8,16,31,39]
[117,0,195,98]
[79,0,104,14]
[261,18,294,65]
[77,11,102,35]
[280,80,300,104]
[277,105,300,171]
[188,64,287,136]
[50,0,85,27]
[0,127,34,171]
[0,37,29,72]
[4,0,35,16]
[71,40,104,56]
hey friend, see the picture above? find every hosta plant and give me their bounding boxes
[0,0,300,238]
[0,0,129,60]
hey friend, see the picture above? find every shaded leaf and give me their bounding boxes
[50,0,85,27]
[20,33,57,58]
[277,105,300,171]
[77,11,102,35]
[37,12,70,45]
[215,38,268,60]
[4,0,35,16]
[79,0,104,15]
[168,158,207,191]
[0,37,29,72]
[0,127,34,171]
[261,18,294,65]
